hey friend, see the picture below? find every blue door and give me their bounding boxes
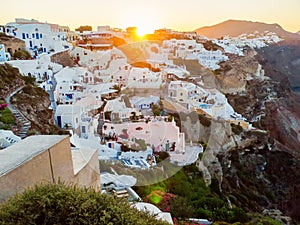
[57,116,62,128]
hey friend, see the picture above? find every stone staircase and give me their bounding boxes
[11,109,31,139]
[5,86,31,139]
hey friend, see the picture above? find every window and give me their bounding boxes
[32,33,35,38]
[40,33,42,38]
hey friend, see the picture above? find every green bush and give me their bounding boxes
[0,182,169,225]
[169,196,195,219]
[0,108,15,125]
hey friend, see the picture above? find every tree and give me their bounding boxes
[0,182,169,225]
[75,25,92,33]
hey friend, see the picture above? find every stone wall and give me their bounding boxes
[0,148,53,201]
[73,149,100,191]
[0,135,100,202]
[50,50,75,67]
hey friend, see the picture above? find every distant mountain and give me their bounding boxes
[195,19,298,39]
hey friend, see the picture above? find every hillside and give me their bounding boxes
[195,20,298,39]
[0,63,60,136]
[0,63,25,99]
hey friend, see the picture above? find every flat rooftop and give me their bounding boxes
[71,148,98,175]
[0,135,68,176]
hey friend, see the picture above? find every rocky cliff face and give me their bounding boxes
[10,85,60,135]
[214,48,261,93]
[184,39,300,223]
[219,133,300,223]
[50,50,75,67]
[0,64,25,99]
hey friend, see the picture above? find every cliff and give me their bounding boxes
[0,63,60,136]
[10,85,60,135]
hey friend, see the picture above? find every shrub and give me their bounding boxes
[0,182,169,225]
[0,108,15,125]
[169,196,195,218]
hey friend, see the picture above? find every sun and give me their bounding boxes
[136,26,155,37]
[122,9,158,38]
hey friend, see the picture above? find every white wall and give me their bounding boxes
[0,44,11,62]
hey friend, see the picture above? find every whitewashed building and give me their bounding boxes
[4,18,71,57]
[0,44,11,62]
[0,130,21,149]
[7,55,62,82]
[104,97,140,122]
[130,96,160,110]
[54,105,82,129]
[54,67,94,104]
[102,118,185,154]
[127,67,162,89]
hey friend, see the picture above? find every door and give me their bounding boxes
[57,116,62,128]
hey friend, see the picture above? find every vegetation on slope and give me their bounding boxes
[0,107,15,128]
[0,182,169,225]
[134,165,250,224]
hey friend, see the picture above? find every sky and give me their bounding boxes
[1,0,299,34]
